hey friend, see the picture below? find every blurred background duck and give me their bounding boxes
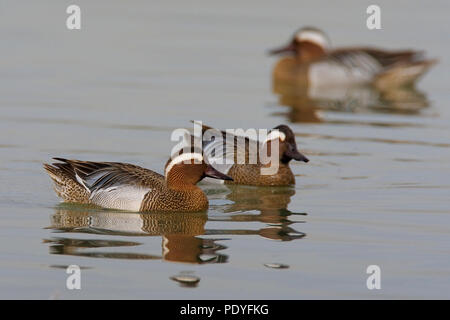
[269,26,437,90]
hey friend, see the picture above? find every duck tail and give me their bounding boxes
[43,159,90,204]
[374,58,438,90]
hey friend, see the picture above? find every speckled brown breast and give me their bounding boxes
[140,187,208,212]
[272,56,310,86]
[226,163,295,186]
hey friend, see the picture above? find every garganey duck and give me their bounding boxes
[269,27,437,90]
[44,153,232,212]
[179,123,309,186]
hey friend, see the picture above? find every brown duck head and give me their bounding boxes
[165,153,233,189]
[266,125,309,165]
[269,27,330,63]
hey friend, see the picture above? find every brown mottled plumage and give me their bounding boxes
[44,154,232,213]
[226,163,295,186]
[44,162,90,204]
[179,122,309,186]
[270,27,437,89]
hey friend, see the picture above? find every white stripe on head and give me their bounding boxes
[265,130,286,143]
[295,30,330,50]
[165,152,203,177]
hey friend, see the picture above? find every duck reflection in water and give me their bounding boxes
[45,185,306,263]
[272,79,431,123]
[204,184,306,241]
[46,207,227,264]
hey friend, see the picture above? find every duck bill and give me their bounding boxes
[285,149,309,163]
[205,165,233,181]
[268,42,296,55]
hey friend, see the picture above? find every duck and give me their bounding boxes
[269,26,437,90]
[43,153,232,213]
[180,122,309,186]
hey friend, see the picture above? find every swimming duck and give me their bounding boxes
[182,123,309,186]
[269,27,437,89]
[43,153,232,212]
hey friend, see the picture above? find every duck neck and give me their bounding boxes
[166,175,201,192]
[296,42,326,63]
[166,181,201,192]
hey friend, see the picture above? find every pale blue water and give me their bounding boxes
[0,0,449,299]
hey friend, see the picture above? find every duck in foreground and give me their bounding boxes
[44,153,232,213]
[183,123,309,186]
[269,27,437,90]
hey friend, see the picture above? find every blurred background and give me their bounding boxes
[0,0,449,299]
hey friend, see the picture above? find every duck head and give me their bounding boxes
[165,153,233,188]
[269,27,330,63]
[264,125,309,165]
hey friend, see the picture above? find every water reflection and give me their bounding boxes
[272,77,430,123]
[45,237,161,260]
[46,207,226,263]
[206,185,306,241]
[45,186,306,263]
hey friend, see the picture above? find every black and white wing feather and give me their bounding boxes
[53,158,158,211]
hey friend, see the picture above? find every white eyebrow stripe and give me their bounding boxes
[265,130,286,143]
[165,152,203,177]
[296,31,329,49]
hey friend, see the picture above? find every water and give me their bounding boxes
[1,0,449,299]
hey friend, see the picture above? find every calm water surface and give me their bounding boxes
[1,1,449,299]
